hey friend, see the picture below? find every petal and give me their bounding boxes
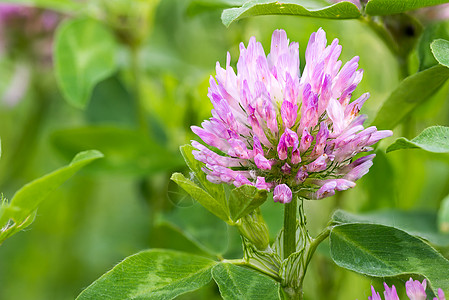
[273,184,292,203]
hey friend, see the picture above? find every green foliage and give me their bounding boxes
[212,263,280,300]
[171,172,231,222]
[370,65,449,130]
[229,185,267,222]
[175,145,268,224]
[330,223,449,294]
[76,249,217,300]
[332,209,449,247]
[365,0,449,16]
[180,145,226,207]
[54,18,118,108]
[418,24,449,71]
[85,76,137,126]
[5,0,449,298]
[221,0,361,27]
[51,126,183,175]
[439,194,449,233]
[387,126,449,153]
[0,150,103,245]
[432,39,449,68]
[219,0,449,26]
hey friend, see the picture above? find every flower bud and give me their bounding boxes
[236,208,270,251]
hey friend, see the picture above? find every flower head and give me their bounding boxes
[0,4,59,106]
[383,283,400,300]
[413,4,449,21]
[369,285,382,300]
[191,29,392,203]
[0,4,29,20]
[368,278,446,300]
[406,278,428,300]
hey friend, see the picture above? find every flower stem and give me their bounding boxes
[222,259,281,282]
[282,197,302,300]
[283,196,297,259]
[298,226,331,288]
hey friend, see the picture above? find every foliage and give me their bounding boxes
[77,249,218,300]
[1,0,449,299]
[387,126,449,153]
[54,18,118,108]
[330,224,449,294]
[0,150,103,245]
[221,0,361,27]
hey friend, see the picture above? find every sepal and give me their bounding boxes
[237,208,270,251]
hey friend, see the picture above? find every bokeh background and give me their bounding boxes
[0,0,448,299]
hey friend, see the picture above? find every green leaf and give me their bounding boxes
[187,0,245,16]
[221,0,361,27]
[432,38,449,68]
[4,0,82,12]
[229,185,267,222]
[180,145,227,211]
[212,263,280,300]
[386,126,449,153]
[370,65,449,130]
[76,249,217,300]
[51,126,183,176]
[332,209,449,247]
[0,150,103,244]
[170,173,230,222]
[54,18,118,108]
[161,203,229,255]
[330,223,449,294]
[418,24,449,71]
[85,76,137,126]
[439,194,449,233]
[365,0,449,16]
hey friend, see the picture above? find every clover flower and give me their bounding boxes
[191,29,392,204]
[413,4,449,22]
[369,278,446,300]
[0,4,58,33]
[0,3,59,106]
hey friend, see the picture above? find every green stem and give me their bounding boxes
[298,226,331,288]
[283,196,297,260]
[283,202,331,300]
[397,55,410,80]
[283,286,303,300]
[222,259,281,282]
[282,197,303,300]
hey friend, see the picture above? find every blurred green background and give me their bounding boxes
[0,0,448,299]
